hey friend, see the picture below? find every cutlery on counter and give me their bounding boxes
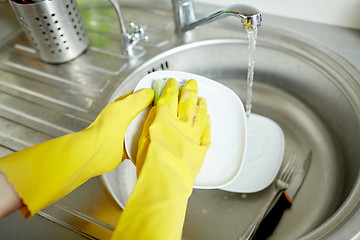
[240,151,312,240]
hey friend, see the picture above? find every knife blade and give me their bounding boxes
[252,150,312,240]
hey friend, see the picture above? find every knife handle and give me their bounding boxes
[252,191,292,240]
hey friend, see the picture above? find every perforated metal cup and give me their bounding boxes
[9,0,89,64]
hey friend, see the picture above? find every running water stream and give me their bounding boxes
[222,27,285,195]
[245,30,258,117]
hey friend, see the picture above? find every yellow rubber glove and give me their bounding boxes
[112,78,211,240]
[0,89,154,218]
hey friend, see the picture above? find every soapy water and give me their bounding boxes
[245,30,257,117]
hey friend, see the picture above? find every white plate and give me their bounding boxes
[110,70,247,189]
[220,113,285,193]
[102,159,137,209]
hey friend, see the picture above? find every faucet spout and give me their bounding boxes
[172,1,262,34]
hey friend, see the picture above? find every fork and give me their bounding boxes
[240,155,299,240]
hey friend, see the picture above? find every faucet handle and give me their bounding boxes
[109,0,148,56]
[121,21,148,56]
[128,22,149,43]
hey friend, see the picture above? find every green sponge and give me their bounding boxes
[152,79,167,105]
[152,79,185,105]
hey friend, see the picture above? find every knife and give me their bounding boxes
[252,150,312,240]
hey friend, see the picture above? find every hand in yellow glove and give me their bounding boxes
[0,89,154,218]
[112,78,211,240]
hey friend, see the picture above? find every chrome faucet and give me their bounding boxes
[171,0,262,34]
[109,0,148,56]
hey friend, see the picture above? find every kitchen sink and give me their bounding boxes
[107,34,360,240]
[1,1,360,239]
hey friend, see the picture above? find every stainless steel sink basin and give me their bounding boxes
[1,1,360,239]
[109,34,360,240]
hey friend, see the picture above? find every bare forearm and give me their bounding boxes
[0,170,23,218]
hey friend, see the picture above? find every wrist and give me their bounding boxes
[0,170,23,218]
[137,158,194,199]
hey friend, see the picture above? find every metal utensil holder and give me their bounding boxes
[9,0,89,64]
